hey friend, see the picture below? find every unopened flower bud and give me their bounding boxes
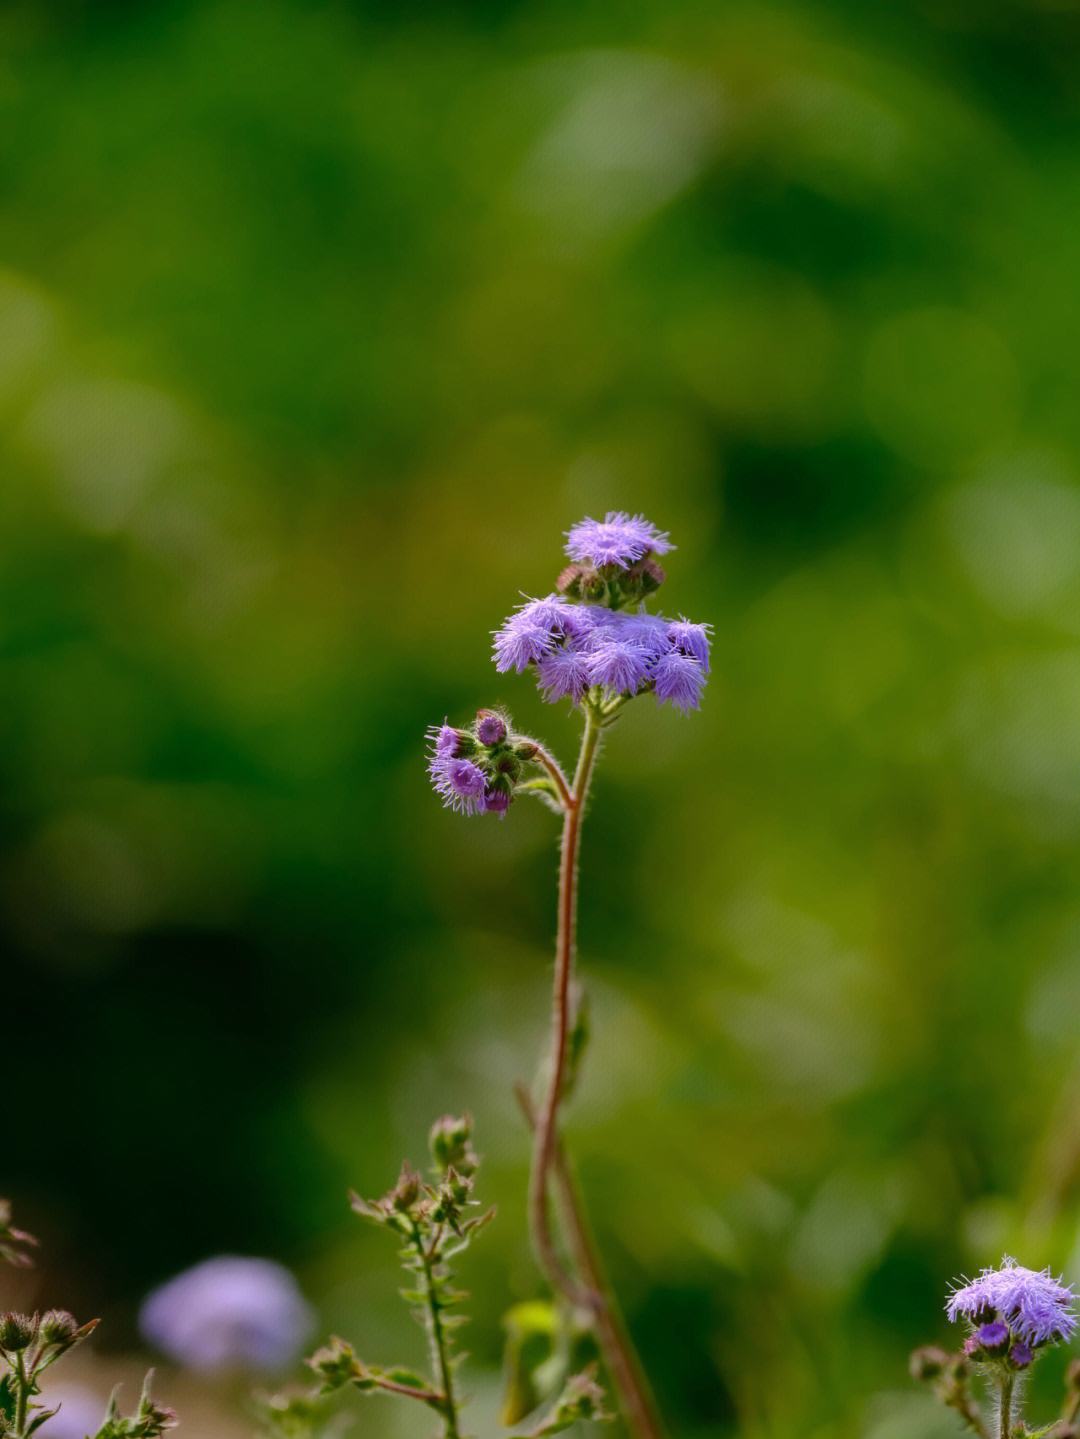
[429,1115,477,1176]
[974,1321,1010,1357]
[39,1309,80,1348]
[475,710,508,746]
[0,1312,37,1351]
[514,740,538,761]
[308,1336,363,1392]
[1009,1341,1034,1369]
[389,1164,421,1213]
[909,1346,951,1382]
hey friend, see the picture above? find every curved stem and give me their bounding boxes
[529,706,602,1306]
[517,1084,665,1439]
[529,742,573,811]
[527,703,667,1439]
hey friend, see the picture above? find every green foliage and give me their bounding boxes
[270,1117,606,1439]
[0,1202,176,1439]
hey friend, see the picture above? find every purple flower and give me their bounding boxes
[947,1258,1077,1347]
[493,617,555,673]
[37,1384,105,1439]
[1010,1342,1034,1369]
[430,754,488,815]
[430,723,465,757]
[537,647,591,702]
[974,1321,1010,1355]
[652,650,706,713]
[140,1256,314,1375]
[482,786,511,815]
[565,512,673,569]
[667,619,712,674]
[476,710,508,746]
[610,609,670,659]
[585,638,650,695]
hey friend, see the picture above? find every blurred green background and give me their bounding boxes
[4,0,1080,1434]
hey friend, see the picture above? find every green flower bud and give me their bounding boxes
[909,1346,951,1382]
[0,1312,36,1351]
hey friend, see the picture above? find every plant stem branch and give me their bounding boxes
[517,1084,666,1439]
[412,1226,461,1439]
[528,706,602,1307]
[529,743,573,811]
[373,1375,446,1405]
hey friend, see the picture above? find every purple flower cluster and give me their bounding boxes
[564,512,673,569]
[493,595,710,713]
[947,1257,1077,1355]
[426,712,524,817]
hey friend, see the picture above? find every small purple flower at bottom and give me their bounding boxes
[482,787,511,816]
[476,710,507,746]
[652,650,706,713]
[430,755,487,815]
[140,1256,314,1375]
[1010,1342,1034,1369]
[564,512,673,569]
[975,1321,1010,1356]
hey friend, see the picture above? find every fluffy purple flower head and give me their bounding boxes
[493,617,554,674]
[429,754,487,815]
[565,512,673,569]
[585,638,650,695]
[667,618,712,674]
[139,1255,314,1375]
[652,649,707,713]
[537,647,591,702]
[947,1257,1077,1347]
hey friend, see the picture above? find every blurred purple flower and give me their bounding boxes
[564,513,673,569]
[38,1383,104,1439]
[947,1257,1076,1346]
[140,1255,314,1375]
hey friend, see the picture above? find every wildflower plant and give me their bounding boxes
[0,1201,176,1439]
[912,1257,1079,1439]
[271,514,703,1439]
[432,513,706,1435]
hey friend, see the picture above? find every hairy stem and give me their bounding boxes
[518,1084,665,1439]
[528,706,602,1306]
[530,742,574,811]
[998,1374,1014,1439]
[527,703,666,1439]
[14,1355,29,1437]
[412,1226,461,1439]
